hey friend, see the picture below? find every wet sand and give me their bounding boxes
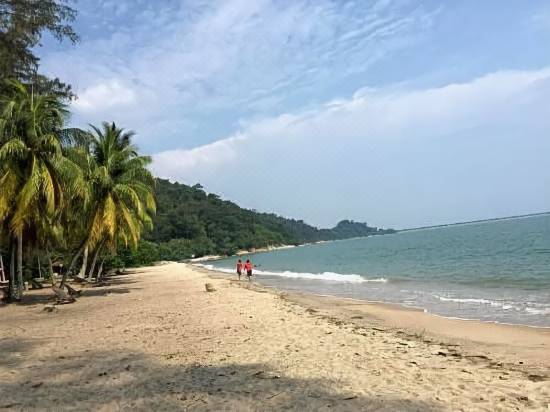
[0,262,549,411]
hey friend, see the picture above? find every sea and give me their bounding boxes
[202,214,550,327]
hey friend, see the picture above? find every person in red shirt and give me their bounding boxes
[244,259,253,281]
[236,259,243,280]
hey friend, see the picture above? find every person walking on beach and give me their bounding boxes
[244,259,253,281]
[236,259,243,280]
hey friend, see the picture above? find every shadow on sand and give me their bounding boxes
[0,339,442,411]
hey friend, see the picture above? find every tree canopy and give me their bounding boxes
[0,0,78,97]
[0,80,155,300]
[112,179,396,267]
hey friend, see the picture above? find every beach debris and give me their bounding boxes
[43,304,58,313]
[527,374,547,382]
[0,403,21,409]
[64,283,82,297]
[205,283,216,292]
[52,286,76,304]
[342,395,358,400]
[31,279,44,289]
[253,370,280,379]
[265,391,284,400]
[465,354,489,360]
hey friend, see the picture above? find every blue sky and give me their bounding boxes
[39,0,550,228]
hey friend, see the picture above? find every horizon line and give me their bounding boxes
[398,211,550,232]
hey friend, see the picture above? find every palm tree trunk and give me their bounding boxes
[0,253,5,283]
[60,244,85,288]
[97,258,105,281]
[87,245,101,280]
[37,256,42,278]
[77,245,89,279]
[9,242,16,301]
[47,252,53,278]
[16,232,23,300]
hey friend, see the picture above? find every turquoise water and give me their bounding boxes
[206,214,550,327]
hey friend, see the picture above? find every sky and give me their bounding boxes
[39,0,550,229]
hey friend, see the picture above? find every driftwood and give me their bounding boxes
[72,276,87,284]
[64,283,82,297]
[31,279,44,289]
[52,286,76,304]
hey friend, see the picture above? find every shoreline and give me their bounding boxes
[195,263,550,331]
[199,265,550,369]
[187,231,399,263]
[187,244,298,263]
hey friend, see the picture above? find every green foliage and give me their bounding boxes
[0,81,156,297]
[115,179,395,267]
[85,122,156,252]
[0,0,79,97]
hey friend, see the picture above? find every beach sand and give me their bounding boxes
[1,262,549,411]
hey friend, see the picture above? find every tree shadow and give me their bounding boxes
[87,277,140,287]
[9,293,54,307]
[80,287,138,297]
[0,338,36,369]
[5,285,139,307]
[0,346,443,411]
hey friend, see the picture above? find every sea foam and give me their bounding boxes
[435,295,550,316]
[194,264,386,283]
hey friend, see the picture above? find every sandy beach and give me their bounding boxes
[1,262,549,411]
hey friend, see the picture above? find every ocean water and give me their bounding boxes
[205,214,550,327]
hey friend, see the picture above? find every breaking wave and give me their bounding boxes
[194,264,386,283]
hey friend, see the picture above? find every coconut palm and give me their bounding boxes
[60,122,156,286]
[0,79,85,299]
[89,122,155,248]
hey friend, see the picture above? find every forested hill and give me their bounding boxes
[122,179,394,263]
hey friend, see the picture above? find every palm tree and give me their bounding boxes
[89,122,155,248]
[60,122,155,286]
[0,80,85,299]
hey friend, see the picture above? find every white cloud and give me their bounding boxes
[153,133,246,177]
[72,80,136,112]
[151,68,550,227]
[41,0,434,146]
[152,68,550,173]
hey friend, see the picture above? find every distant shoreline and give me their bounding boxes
[399,211,550,232]
[188,244,297,263]
[187,211,550,263]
